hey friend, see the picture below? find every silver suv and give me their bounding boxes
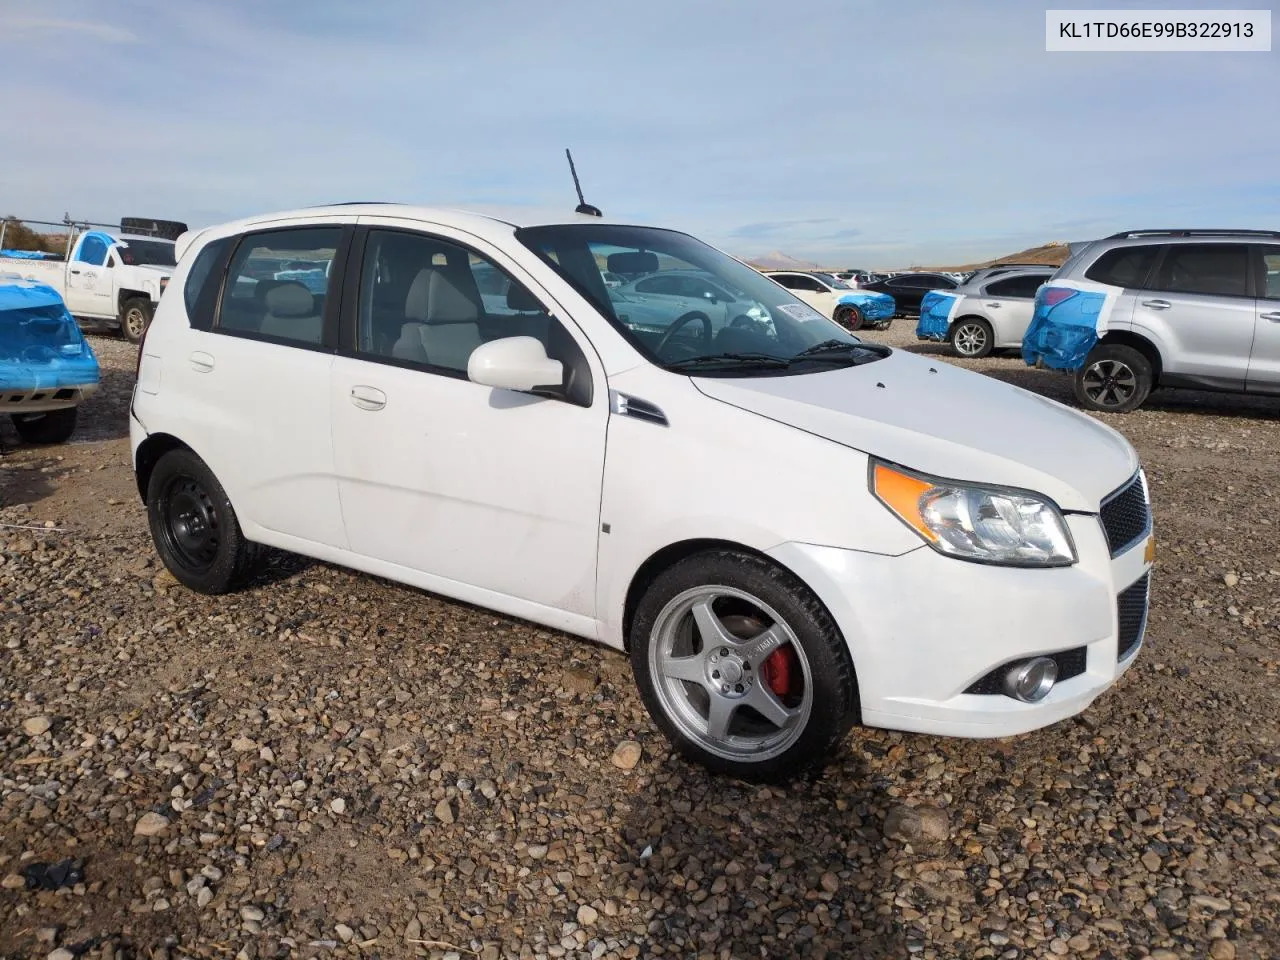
[1022,229,1280,412]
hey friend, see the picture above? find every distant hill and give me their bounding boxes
[745,250,821,271]
[919,242,1071,273]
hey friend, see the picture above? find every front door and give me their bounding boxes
[1134,243,1254,387]
[329,221,609,617]
[64,232,114,317]
[1248,244,1280,391]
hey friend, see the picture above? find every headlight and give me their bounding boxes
[871,460,1076,567]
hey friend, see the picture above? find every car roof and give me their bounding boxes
[175,202,651,264]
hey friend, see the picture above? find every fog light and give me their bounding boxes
[1004,657,1058,703]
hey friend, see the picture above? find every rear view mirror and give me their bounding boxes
[468,337,563,395]
[607,251,660,275]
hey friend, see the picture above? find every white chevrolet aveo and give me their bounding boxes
[130,205,1153,781]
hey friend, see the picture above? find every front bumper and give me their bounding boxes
[768,511,1151,738]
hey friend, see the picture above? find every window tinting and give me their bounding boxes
[1084,245,1159,288]
[986,273,1049,299]
[184,236,232,328]
[1153,244,1249,298]
[217,228,339,345]
[1261,248,1280,299]
[355,229,591,403]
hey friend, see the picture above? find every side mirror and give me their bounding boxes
[467,336,564,395]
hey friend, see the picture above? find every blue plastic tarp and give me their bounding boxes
[1,249,62,260]
[273,268,329,294]
[73,231,114,266]
[0,280,100,391]
[916,291,958,341]
[836,291,895,321]
[1021,286,1105,370]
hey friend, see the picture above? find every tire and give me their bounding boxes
[121,298,153,344]
[146,448,258,594]
[950,317,993,358]
[1073,343,1153,413]
[11,407,77,445]
[630,550,859,782]
[834,305,865,331]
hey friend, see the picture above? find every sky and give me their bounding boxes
[1,0,1277,268]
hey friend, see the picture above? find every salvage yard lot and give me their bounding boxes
[1,328,1278,960]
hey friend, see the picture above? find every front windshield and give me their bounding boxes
[516,224,882,375]
[117,239,176,267]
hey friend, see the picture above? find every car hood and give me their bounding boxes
[691,348,1137,511]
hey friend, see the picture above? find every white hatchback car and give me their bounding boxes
[131,205,1153,780]
[916,267,1056,358]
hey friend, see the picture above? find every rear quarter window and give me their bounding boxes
[1084,246,1159,288]
[183,236,233,331]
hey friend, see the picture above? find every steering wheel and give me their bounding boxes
[655,311,713,357]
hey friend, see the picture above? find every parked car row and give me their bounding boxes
[912,229,1280,413]
[760,270,896,329]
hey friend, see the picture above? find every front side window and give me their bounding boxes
[516,223,886,376]
[1153,244,1250,298]
[1084,245,1159,288]
[354,229,592,403]
[75,233,110,266]
[217,227,340,345]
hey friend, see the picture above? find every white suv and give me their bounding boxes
[131,204,1153,780]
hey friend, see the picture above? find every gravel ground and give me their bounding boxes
[1,327,1277,960]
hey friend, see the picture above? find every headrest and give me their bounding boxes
[506,284,542,312]
[607,251,660,275]
[252,279,283,302]
[404,268,481,325]
[264,281,314,318]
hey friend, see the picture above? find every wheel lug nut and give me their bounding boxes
[721,684,729,693]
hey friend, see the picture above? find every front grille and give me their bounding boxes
[964,646,1088,695]
[1100,472,1151,556]
[1116,573,1150,661]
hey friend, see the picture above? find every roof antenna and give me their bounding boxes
[565,148,602,217]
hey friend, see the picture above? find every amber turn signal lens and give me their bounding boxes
[872,463,938,542]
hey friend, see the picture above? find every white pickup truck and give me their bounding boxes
[0,218,186,343]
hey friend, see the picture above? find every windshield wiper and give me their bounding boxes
[790,339,888,364]
[666,352,792,370]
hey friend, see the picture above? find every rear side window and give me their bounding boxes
[217,228,341,345]
[1258,247,1280,299]
[1085,246,1159,288]
[986,274,1049,298]
[183,236,232,330]
[1153,244,1250,298]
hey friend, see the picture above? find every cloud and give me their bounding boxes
[729,219,838,239]
[1,16,138,43]
[1,0,1276,267]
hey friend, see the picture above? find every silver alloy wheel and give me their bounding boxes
[1082,358,1137,407]
[953,322,988,356]
[124,306,147,340]
[647,585,813,763]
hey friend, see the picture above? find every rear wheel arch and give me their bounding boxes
[134,433,196,502]
[1097,331,1163,381]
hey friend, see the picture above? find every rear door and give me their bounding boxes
[181,221,352,548]
[1135,243,1254,386]
[1248,244,1280,391]
[981,272,1050,346]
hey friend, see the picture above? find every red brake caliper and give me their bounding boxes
[759,645,800,699]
